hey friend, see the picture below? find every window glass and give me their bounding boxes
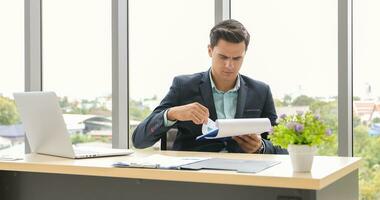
[232,0,338,156]
[0,0,25,156]
[353,0,380,198]
[129,0,214,149]
[43,0,112,148]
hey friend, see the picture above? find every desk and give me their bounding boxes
[0,151,360,200]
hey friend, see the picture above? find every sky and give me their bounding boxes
[1,0,380,102]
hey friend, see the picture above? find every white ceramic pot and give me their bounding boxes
[288,144,317,172]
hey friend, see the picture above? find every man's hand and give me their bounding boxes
[232,134,263,153]
[167,102,209,125]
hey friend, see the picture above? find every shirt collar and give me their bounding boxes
[209,70,240,93]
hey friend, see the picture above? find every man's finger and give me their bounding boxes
[193,106,209,122]
[240,135,261,149]
[191,108,205,119]
[240,140,255,152]
[232,136,244,145]
[195,102,209,115]
[193,105,209,123]
[191,109,208,124]
[247,134,261,142]
[190,113,203,124]
[238,135,255,143]
[233,136,259,153]
[236,136,255,149]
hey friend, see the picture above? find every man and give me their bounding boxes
[133,19,287,154]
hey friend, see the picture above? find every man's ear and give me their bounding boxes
[208,45,213,57]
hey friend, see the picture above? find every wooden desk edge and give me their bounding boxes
[318,157,361,189]
[0,157,361,190]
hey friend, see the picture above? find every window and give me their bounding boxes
[231,0,338,155]
[353,0,380,198]
[129,0,214,149]
[42,0,112,148]
[0,0,25,155]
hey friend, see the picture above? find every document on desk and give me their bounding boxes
[0,155,23,161]
[181,158,281,173]
[197,118,272,140]
[113,154,210,169]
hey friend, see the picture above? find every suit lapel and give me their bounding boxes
[199,70,217,121]
[235,76,248,118]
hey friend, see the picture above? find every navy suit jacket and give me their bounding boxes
[132,70,288,154]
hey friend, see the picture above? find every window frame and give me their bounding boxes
[25,0,353,155]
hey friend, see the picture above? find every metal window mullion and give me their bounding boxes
[338,0,353,157]
[215,0,231,24]
[112,0,129,149]
[25,0,42,153]
[25,0,42,92]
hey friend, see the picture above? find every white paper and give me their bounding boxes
[215,118,271,138]
[115,154,210,169]
[202,118,217,134]
[0,155,23,161]
[199,118,272,139]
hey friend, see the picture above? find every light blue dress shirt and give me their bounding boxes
[164,71,240,125]
[209,72,240,120]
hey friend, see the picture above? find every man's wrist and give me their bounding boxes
[167,107,176,121]
[164,109,177,127]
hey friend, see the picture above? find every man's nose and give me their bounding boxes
[225,58,233,69]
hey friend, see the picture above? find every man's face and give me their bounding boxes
[208,39,246,82]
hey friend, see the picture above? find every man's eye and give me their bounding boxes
[233,57,242,61]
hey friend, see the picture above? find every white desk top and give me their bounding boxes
[0,150,361,190]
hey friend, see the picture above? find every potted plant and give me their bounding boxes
[269,112,333,172]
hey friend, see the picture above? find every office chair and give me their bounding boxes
[160,128,178,150]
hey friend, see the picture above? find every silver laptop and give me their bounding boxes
[13,91,134,159]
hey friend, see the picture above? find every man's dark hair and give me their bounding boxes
[209,19,250,50]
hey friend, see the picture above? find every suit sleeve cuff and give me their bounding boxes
[163,109,177,127]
